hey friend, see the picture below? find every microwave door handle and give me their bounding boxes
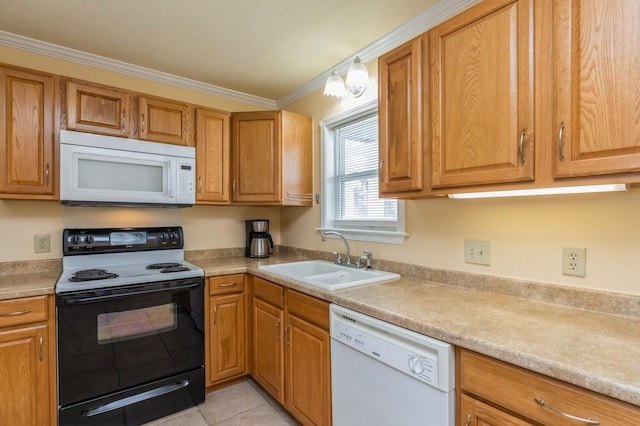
[168,164,174,198]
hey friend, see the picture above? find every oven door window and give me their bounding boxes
[97,303,177,344]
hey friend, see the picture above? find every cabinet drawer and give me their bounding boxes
[209,274,244,295]
[286,289,329,331]
[459,349,640,425]
[253,277,284,309]
[0,296,48,328]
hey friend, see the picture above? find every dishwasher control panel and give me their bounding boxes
[330,304,454,392]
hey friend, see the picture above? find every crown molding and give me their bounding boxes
[0,0,477,111]
[276,0,479,108]
[0,30,278,110]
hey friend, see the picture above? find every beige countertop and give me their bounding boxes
[1,254,638,408]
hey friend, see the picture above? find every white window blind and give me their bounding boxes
[320,100,406,244]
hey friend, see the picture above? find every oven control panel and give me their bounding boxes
[63,226,184,254]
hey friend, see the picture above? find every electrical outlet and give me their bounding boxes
[562,247,586,277]
[465,239,491,265]
[34,234,50,253]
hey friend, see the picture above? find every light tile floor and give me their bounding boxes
[145,380,300,426]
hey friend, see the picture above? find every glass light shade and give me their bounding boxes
[324,70,346,98]
[345,57,369,98]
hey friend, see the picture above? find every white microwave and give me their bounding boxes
[60,130,196,207]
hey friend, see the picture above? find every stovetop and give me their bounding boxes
[55,226,204,294]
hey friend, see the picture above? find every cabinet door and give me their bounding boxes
[0,67,56,197]
[554,0,640,177]
[285,313,331,426]
[138,96,192,146]
[208,292,246,384]
[0,324,51,426]
[66,81,131,137]
[231,111,281,203]
[252,298,284,403]
[379,36,426,196]
[430,0,534,188]
[196,108,230,204]
[461,394,534,426]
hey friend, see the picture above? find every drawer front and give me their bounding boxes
[209,274,245,295]
[460,349,640,425]
[253,277,284,309]
[0,296,48,328]
[286,289,329,331]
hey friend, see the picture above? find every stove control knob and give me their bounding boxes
[70,235,84,245]
[160,232,170,242]
[169,232,178,240]
[84,235,95,245]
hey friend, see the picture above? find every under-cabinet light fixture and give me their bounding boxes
[447,184,628,199]
[323,57,369,98]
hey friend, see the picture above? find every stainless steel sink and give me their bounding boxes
[258,260,400,290]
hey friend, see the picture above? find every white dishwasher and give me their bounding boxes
[330,304,455,426]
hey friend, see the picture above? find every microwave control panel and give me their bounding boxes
[177,162,195,202]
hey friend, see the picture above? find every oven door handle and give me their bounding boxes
[62,281,202,305]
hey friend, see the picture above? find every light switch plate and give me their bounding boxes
[465,239,491,266]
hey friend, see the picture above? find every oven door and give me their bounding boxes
[56,277,204,408]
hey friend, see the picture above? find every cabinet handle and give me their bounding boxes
[219,282,237,288]
[122,110,126,131]
[213,306,217,325]
[379,160,384,182]
[198,176,203,193]
[141,113,145,134]
[558,121,565,161]
[0,309,32,317]
[39,336,43,361]
[232,179,237,196]
[276,319,281,340]
[465,414,471,426]
[518,128,526,165]
[534,399,600,425]
[45,164,50,186]
[285,325,291,345]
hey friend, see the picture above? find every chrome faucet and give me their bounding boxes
[355,250,372,270]
[321,231,352,265]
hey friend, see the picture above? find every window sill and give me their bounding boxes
[316,227,408,245]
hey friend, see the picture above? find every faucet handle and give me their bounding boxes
[332,251,342,265]
[361,250,372,269]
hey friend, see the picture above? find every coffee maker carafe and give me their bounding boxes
[246,219,274,258]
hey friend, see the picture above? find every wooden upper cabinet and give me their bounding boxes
[195,108,231,204]
[430,0,534,188]
[65,80,132,137]
[378,35,428,197]
[231,110,312,205]
[554,0,640,178]
[138,95,192,146]
[0,67,56,198]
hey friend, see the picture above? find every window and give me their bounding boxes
[319,100,406,244]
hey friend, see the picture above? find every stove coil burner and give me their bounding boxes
[147,262,190,273]
[146,262,183,270]
[69,268,119,282]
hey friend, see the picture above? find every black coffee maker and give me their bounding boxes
[245,219,274,258]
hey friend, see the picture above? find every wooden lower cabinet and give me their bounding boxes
[0,295,55,426]
[206,274,247,387]
[252,277,331,425]
[458,349,640,425]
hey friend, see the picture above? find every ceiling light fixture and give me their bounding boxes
[447,184,628,199]
[323,57,370,98]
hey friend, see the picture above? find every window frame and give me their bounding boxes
[318,99,407,244]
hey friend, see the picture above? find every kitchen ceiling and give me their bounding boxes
[0,0,444,103]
